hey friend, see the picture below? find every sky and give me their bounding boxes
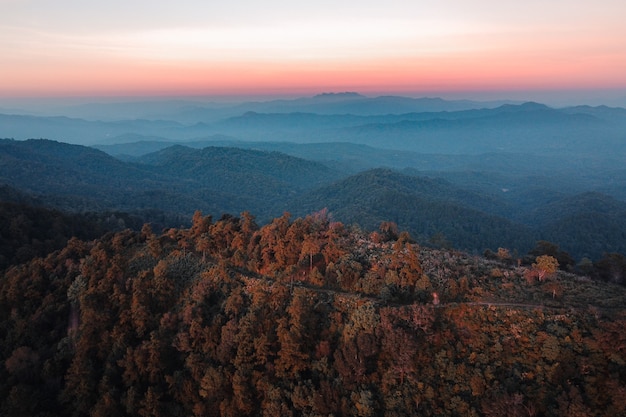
[1,0,626,103]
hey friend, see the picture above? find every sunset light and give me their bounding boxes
[1,0,626,99]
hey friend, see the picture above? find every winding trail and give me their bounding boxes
[238,267,609,315]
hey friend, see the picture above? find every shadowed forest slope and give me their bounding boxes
[2,210,626,416]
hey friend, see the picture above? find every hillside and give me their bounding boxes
[136,144,337,190]
[2,139,626,262]
[0,195,148,270]
[96,140,626,205]
[1,210,626,416]
[536,193,626,259]
[304,169,626,261]
[290,168,537,253]
[0,139,341,222]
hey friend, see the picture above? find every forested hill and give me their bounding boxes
[2,210,626,416]
[289,168,537,253]
[136,144,338,190]
[288,168,626,261]
[2,138,626,262]
[0,194,146,270]
[0,139,341,222]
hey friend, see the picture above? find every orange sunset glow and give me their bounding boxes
[1,1,626,100]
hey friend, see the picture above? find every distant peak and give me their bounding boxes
[518,101,551,110]
[313,92,365,99]
[521,101,548,108]
[497,101,551,112]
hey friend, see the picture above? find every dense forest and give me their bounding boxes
[0,182,188,272]
[2,209,626,416]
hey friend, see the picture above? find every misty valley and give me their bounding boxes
[2,93,626,263]
[2,93,626,416]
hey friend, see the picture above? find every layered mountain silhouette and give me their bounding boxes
[4,100,625,161]
[1,137,624,260]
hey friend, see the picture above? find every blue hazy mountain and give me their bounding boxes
[4,98,625,163]
[2,94,626,261]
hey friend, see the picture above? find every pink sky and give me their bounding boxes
[1,1,625,100]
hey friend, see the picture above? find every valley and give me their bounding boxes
[2,93,626,416]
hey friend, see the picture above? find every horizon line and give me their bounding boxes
[1,87,626,109]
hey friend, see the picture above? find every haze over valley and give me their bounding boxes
[2,92,626,263]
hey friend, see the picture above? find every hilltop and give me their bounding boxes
[1,210,625,416]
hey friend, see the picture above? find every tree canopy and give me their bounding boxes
[2,211,626,416]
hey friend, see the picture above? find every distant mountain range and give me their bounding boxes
[3,98,625,163]
[10,92,512,121]
[2,93,626,261]
[1,138,625,260]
